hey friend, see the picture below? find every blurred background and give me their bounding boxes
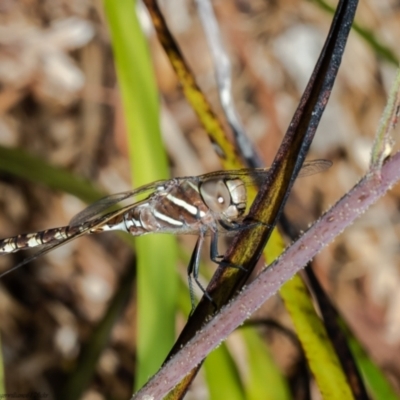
[0,0,399,399]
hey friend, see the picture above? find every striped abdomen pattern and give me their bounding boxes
[0,225,81,254]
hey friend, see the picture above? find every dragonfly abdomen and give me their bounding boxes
[0,226,80,254]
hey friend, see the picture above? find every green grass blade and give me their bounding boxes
[311,0,398,65]
[204,343,245,400]
[0,145,103,203]
[281,275,353,399]
[241,329,291,400]
[103,0,178,389]
[344,324,399,400]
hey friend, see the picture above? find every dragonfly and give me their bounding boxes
[0,160,331,307]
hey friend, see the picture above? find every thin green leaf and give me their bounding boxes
[241,329,291,400]
[281,275,354,400]
[103,0,178,389]
[0,145,103,204]
[311,0,399,66]
[304,264,369,399]
[204,344,245,400]
[344,325,400,400]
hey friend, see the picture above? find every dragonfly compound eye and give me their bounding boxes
[217,179,246,220]
[200,179,231,214]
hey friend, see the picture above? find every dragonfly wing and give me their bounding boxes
[297,159,332,177]
[200,159,332,186]
[70,192,136,226]
[69,178,170,227]
[71,160,331,226]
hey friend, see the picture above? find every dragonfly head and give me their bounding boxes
[200,178,247,222]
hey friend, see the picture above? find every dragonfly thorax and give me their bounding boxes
[199,178,247,222]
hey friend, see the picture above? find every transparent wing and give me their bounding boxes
[197,159,332,186]
[297,159,332,177]
[70,159,331,227]
[70,178,171,227]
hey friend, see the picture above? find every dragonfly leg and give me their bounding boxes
[211,231,249,272]
[188,234,216,314]
[218,219,242,232]
[243,217,269,229]
[210,231,224,263]
[220,218,266,232]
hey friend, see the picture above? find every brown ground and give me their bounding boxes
[0,0,399,399]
